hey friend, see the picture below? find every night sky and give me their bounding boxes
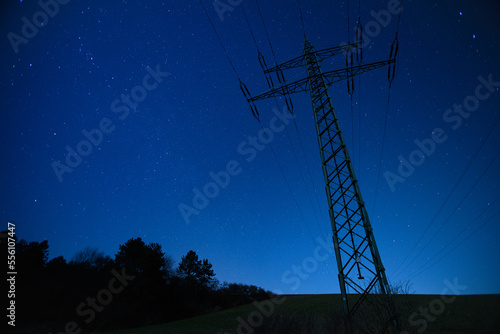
[1,0,499,296]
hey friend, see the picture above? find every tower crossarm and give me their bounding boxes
[322,59,394,86]
[264,43,360,73]
[248,59,394,103]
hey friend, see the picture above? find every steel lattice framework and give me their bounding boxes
[245,38,396,318]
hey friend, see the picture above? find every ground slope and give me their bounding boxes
[99,294,499,334]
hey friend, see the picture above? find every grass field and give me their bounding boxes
[99,294,499,334]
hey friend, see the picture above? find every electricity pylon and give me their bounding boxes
[242,38,396,318]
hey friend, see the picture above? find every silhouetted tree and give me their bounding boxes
[47,255,67,269]
[70,246,112,271]
[17,239,49,270]
[115,237,173,282]
[113,238,174,326]
[214,282,273,307]
[177,250,217,289]
[5,234,275,331]
[14,239,50,326]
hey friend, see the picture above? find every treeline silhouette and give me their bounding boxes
[1,233,273,333]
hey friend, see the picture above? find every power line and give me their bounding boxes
[290,0,333,237]
[370,1,400,219]
[242,0,329,239]
[255,0,278,65]
[247,0,337,279]
[356,0,362,177]
[402,193,500,280]
[371,89,392,219]
[292,119,330,231]
[346,0,351,43]
[241,2,259,50]
[257,119,337,283]
[394,147,500,279]
[296,0,306,37]
[198,0,240,80]
[392,112,500,277]
[200,0,336,282]
[287,0,330,236]
[413,208,500,279]
[357,76,362,177]
[272,102,329,239]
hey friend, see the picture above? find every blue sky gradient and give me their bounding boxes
[1,0,499,295]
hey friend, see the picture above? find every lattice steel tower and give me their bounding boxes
[242,37,398,318]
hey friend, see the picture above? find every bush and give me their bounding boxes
[350,281,419,333]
